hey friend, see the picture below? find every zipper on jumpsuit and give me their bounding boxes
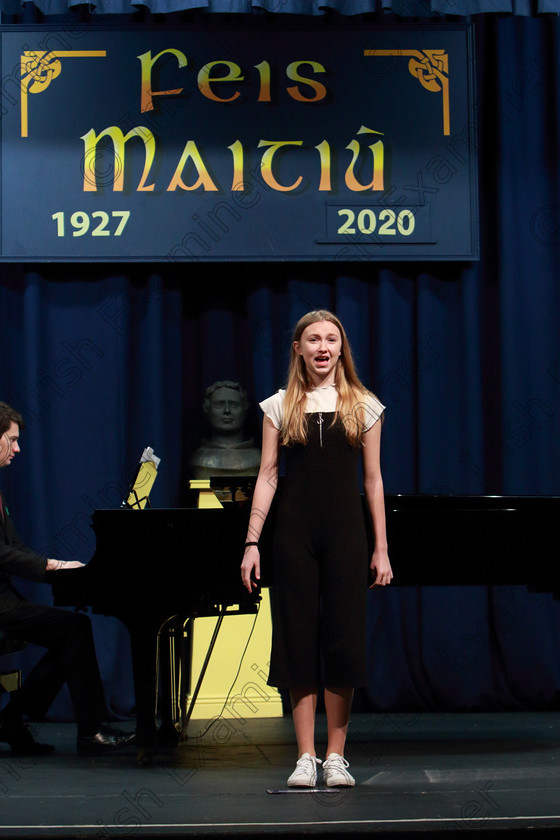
[317,411,323,447]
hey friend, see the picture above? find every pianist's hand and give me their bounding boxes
[241,545,260,592]
[46,558,86,571]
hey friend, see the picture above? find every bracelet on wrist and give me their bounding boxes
[245,541,259,547]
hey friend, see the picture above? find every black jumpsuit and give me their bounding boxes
[267,412,370,689]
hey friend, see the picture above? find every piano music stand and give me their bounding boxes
[122,446,161,509]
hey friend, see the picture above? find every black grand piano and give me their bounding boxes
[49,499,261,759]
[49,491,560,759]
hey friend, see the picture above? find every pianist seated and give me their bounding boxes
[0,401,134,757]
[190,381,261,478]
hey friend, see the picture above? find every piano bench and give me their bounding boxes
[0,632,25,695]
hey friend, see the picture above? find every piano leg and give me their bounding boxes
[157,616,182,748]
[122,613,165,763]
[122,612,186,765]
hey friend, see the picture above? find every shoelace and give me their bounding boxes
[297,754,322,768]
[324,754,350,770]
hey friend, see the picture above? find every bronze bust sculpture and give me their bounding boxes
[190,381,261,478]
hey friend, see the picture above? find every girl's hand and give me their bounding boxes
[241,545,261,592]
[369,549,393,587]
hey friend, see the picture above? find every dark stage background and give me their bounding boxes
[1,12,560,721]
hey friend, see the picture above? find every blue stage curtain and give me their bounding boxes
[2,16,560,721]
[1,0,560,17]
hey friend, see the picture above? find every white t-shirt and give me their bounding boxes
[259,384,385,432]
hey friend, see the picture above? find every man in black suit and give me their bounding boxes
[0,401,134,756]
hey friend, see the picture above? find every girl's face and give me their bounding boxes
[294,320,342,386]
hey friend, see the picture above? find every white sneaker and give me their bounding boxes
[322,753,355,787]
[287,753,321,787]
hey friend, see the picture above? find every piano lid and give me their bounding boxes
[381,494,560,588]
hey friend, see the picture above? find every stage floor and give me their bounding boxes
[0,712,559,839]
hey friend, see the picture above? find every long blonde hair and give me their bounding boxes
[281,310,375,447]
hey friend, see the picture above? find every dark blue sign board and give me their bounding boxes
[0,23,477,262]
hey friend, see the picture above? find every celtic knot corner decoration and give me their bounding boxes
[20,51,106,138]
[364,49,450,136]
